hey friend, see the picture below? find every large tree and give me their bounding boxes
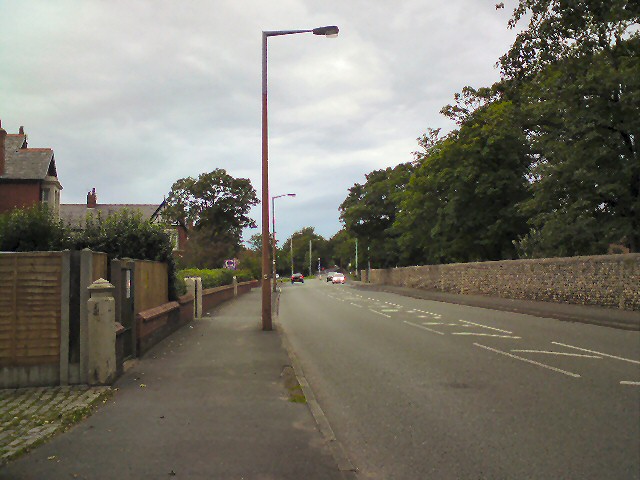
[339,163,414,268]
[164,169,259,266]
[397,100,531,264]
[501,0,640,254]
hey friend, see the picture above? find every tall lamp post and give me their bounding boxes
[272,193,296,292]
[261,25,339,331]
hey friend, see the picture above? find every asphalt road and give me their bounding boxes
[277,279,640,479]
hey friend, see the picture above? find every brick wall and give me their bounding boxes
[368,254,640,311]
[0,182,40,214]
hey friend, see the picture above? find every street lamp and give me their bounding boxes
[261,25,339,331]
[272,193,296,292]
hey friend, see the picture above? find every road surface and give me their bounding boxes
[278,279,640,479]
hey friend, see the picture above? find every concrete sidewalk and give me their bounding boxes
[0,289,349,479]
[354,282,640,330]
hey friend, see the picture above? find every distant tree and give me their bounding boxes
[327,229,357,271]
[279,227,329,275]
[339,163,414,268]
[236,247,261,280]
[164,169,258,242]
[163,169,259,266]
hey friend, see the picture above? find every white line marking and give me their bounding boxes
[511,350,601,358]
[404,321,445,335]
[350,303,363,308]
[381,309,399,312]
[460,320,513,334]
[369,309,391,318]
[417,315,429,318]
[474,343,581,377]
[551,342,640,365]
[422,322,444,325]
[453,333,521,339]
[620,381,640,386]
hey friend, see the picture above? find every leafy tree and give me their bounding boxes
[501,1,640,254]
[176,228,236,269]
[163,169,259,259]
[397,99,530,264]
[0,205,71,251]
[339,163,414,267]
[279,227,329,275]
[327,229,357,271]
[499,0,639,81]
[236,246,261,280]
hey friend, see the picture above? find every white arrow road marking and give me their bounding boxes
[474,343,581,378]
[370,309,391,318]
[551,342,640,365]
[404,321,445,335]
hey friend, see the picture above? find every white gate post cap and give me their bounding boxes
[88,278,115,297]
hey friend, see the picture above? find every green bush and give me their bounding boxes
[177,268,254,291]
[0,205,71,251]
[72,209,179,300]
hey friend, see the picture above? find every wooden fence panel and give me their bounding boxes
[0,253,62,367]
[134,260,168,313]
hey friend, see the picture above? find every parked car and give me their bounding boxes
[291,273,304,284]
[326,272,337,282]
[331,273,346,284]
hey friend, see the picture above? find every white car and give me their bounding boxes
[331,273,346,284]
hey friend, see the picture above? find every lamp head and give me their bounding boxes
[312,26,339,37]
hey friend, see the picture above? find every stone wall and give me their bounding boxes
[367,254,640,311]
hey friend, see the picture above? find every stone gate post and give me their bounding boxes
[185,277,202,319]
[87,279,117,385]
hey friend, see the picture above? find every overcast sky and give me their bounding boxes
[1,0,521,244]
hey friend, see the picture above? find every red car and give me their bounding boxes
[291,273,304,284]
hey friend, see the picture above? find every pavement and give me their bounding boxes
[353,282,640,330]
[0,288,354,479]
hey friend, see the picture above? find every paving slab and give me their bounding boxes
[0,289,347,479]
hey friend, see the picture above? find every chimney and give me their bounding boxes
[0,119,6,176]
[87,188,97,208]
[19,126,24,135]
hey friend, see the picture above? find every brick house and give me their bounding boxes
[0,121,62,216]
[59,188,188,254]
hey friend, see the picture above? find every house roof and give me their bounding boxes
[1,133,57,181]
[59,203,162,228]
